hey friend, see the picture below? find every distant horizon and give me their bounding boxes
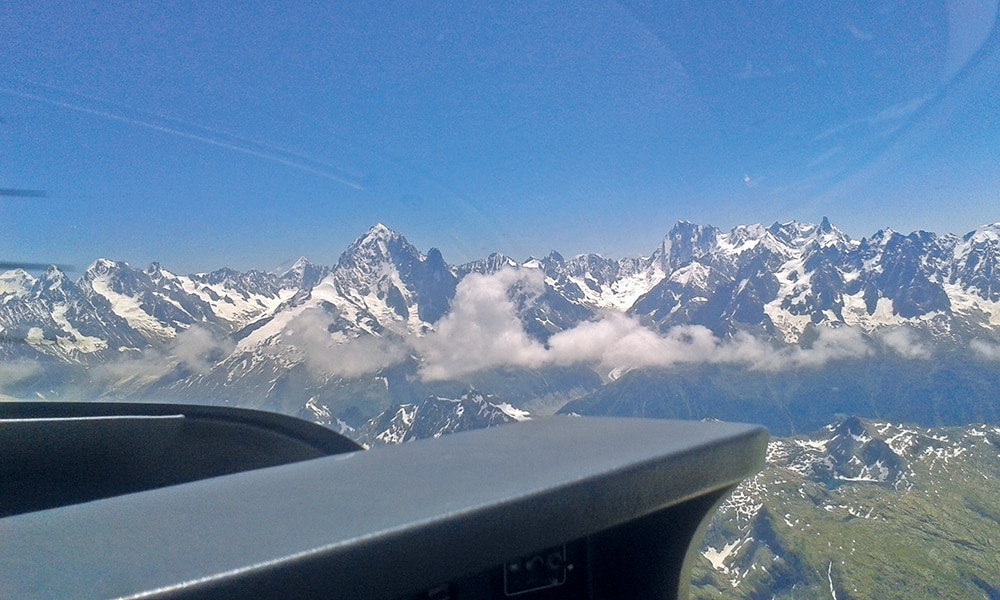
[5,216,1000,278]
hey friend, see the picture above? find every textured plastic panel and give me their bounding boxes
[0,415,766,599]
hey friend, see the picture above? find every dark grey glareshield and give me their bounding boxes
[0,408,766,600]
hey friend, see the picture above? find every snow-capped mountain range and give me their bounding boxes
[355,388,531,446]
[4,219,1000,426]
[6,221,998,599]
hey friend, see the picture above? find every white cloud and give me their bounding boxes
[735,60,772,80]
[547,312,719,370]
[415,269,548,381]
[171,325,235,374]
[415,269,877,381]
[93,352,172,384]
[877,327,931,359]
[847,22,874,41]
[93,325,235,383]
[0,360,43,391]
[554,315,873,373]
[971,339,1000,360]
[279,308,407,378]
[705,325,871,371]
[783,325,873,368]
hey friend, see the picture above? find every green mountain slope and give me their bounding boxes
[693,418,1000,599]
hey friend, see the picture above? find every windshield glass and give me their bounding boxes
[3,2,1000,598]
[5,2,996,270]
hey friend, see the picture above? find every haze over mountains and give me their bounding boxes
[3,219,1000,435]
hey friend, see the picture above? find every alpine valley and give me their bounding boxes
[4,219,1000,597]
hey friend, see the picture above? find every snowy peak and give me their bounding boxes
[850,229,953,320]
[83,259,136,287]
[335,225,424,290]
[458,252,520,276]
[820,417,905,485]
[958,221,1000,255]
[331,225,457,331]
[952,222,1000,301]
[34,265,70,296]
[659,220,721,269]
[367,222,394,238]
[146,261,167,281]
[339,223,416,267]
[765,220,817,245]
[771,218,853,253]
[358,389,531,445]
[0,263,143,359]
[286,256,311,274]
[628,219,1000,340]
[182,268,296,330]
[275,258,330,291]
[81,259,218,339]
[86,258,120,277]
[766,416,986,496]
[574,253,665,310]
[0,269,34,299]
[455,250,662,315]
[9,218,1000,371]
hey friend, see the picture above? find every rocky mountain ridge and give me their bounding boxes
[355,388,531,446]
[5,221,999,351]
[4,220,1000,429]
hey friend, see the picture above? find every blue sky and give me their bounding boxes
[2,0,998,274]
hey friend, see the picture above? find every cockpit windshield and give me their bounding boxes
[3,2,1000,597]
